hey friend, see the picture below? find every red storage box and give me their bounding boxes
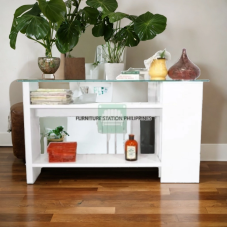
[47,142,77,162]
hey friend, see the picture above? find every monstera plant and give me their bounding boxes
[9,0,66,57]
[88,0,167,61]
[86,0,167,79]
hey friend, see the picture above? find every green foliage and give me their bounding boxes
[38,0,66,23]
[134,12,167,41]
[160,50,166,59]
[56,21,81,53]
[106,12,127,23]
[16,15,50,40]
[86,0,118,12]
[10,0,167,59]
[90,1,167,63]
[9,1,66,56]
[47,126,69,139]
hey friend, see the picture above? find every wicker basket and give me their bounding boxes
[48,136,64,144]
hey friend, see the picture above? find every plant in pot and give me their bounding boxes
[56,0,100,80]
[46,126,69,144]
[59,0,121,80]
[88,0,167,80]
[9,0,67,79]
[148,49,171,80]
[9,0,101,80]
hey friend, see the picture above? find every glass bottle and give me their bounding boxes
[168,48,201,80]
[125,134,138,161]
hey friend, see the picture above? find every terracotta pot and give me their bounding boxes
[149,58,168,80]
[168,49,201,80]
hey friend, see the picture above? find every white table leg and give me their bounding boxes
[23,82,41,184]
[161,82,203,183]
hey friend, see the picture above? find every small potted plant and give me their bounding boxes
[88,0,167,80]
[46,126,69,144]
[145,49,171,80]
[9,0,67,79]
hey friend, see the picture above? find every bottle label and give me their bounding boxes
[127,146,136,159]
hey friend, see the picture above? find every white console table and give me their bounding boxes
[18,79,209,184]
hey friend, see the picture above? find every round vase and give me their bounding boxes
[168,49,201,80]
[105,63,125,80]
[38,57,60,80]
[149,58,168,80]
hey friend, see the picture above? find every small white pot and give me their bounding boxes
[105,63,125,80]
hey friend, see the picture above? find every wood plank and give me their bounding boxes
[19,199,83,207]
[0,214,53,222]
[97,187,170,194]
[1,221,226,227]
[0,206,47,214]
[177,214,227,222]
[21,190,227,201]
[116,207,208,214]
[163,221,227,227]
[45,207,115,214]
[169,188,218,193]
[51,214,178,223]
[206,206,227,214]
[0,221,169,227]
[217,188,227,194]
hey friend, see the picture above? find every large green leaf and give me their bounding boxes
[104,23,113,41]
[92,22,105,37]
[9,4,36,49]
[126,15,137,22]
[16,15,49,40]
[115,26,140,47]
[20,3,42,34]
[108,12,128,23]
[92,16,113,41]
[134,12,167,41]
[81,7,99,25]
[38,0,66,22]
[14,5,34,18]
[23,3,41,17]
[86,0,118,12]
[56,21,81,53]
[9,22,18,49]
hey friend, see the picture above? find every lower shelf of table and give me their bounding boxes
[32,154,161,168]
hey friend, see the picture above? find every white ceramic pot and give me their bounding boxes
[105,63,125,80]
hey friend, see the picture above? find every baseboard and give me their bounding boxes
[0,132,12,146]
[201,144,227,161]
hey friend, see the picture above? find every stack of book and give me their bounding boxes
[116,70,140,80]
[30,89,73,105]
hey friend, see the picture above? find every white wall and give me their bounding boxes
[0,0,226,160]
[0,0,61,145]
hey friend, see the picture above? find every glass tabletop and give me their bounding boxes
[18,79,210,82]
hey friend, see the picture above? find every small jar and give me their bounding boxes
[125,134,138,161]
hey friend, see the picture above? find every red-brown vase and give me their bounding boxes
[168,49,201,80]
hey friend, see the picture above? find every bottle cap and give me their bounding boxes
[129,134,134,140]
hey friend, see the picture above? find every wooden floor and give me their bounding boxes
[0,147,227,227]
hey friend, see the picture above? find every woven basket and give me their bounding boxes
[48,136,64,144]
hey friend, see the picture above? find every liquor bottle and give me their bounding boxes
[125,134,138,161]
